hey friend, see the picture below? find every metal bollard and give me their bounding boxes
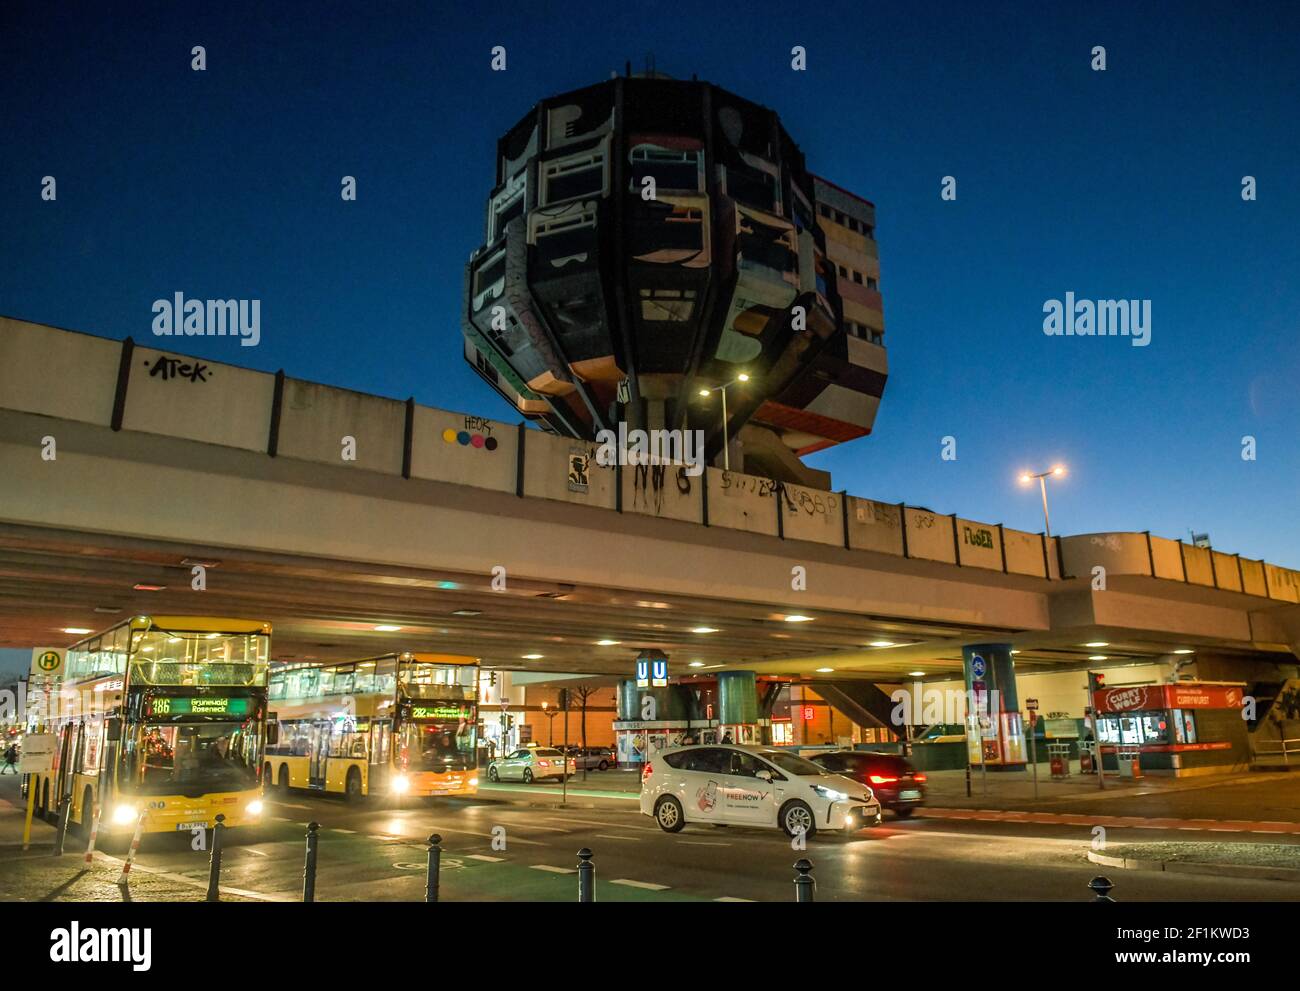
[965,764,972,797]
[425,834,442,903]
[303,821,320,902]
[116,811,148,888]
[1089,876,1115,902]
[206,814,226,902]
[577,847,594,902]
[793,858,815,902]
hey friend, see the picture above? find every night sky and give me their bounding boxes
[2,0,1298,587]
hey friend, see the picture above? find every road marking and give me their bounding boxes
[536,815,659,832]
[611,878,670,891]
[715,896,753,902]
[681,840,731,846]
[595,833,641,841]
[332,828,357,834]
[466,854,505,862]
[268,802,312,810]
[272,816,292,822]
[530,864,577,874]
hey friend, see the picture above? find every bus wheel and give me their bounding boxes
[278,766,290,794]
[345,768,363,803]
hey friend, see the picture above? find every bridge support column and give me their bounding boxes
[961,643,1027,770]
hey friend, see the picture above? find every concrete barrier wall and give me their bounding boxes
[278,378,405,473]
[903,508,957,564]
[707,469,778,536]
[522,430,616,510]
[780,483,843,547]
[5,319,1297,599]
[1003,528,1047,578]
[412,408,517,494]
[845,497,904,555]
[0,318,119,426]
[954,518,1001,571]
[123,345,274,453]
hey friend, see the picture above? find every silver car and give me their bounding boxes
[487,747,576,783]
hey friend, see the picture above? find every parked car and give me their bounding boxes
[809,751,927,818]
[559,746,617,770]
[487,747,576,783]
[641,744,881,838]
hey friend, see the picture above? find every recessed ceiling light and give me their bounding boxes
[688,661,705,668]
[1010,650,1020,654]
[93,606,121,614]
[1089,655,1108,661]
[205,633,220,639]
[451,610,481,617]
[596,639,621,646]
[133,583,166,592]
[374,625,402,632]
[522,653,544,660]
[63,627,92,635]
[783,615,814,623]
[868,640,895,648]
[1173,649,1194,655]
[1084,641,1109,648]
[816,667,835,673]
[908,671,927,677]
[692,627,719,634]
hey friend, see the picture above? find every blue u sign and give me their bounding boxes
[651,660,667,684]
[970,654,986,680]
[636,660,649,685]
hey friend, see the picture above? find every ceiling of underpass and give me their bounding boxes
[0,522,1288,683]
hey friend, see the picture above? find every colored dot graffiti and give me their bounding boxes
[442,428,497,451]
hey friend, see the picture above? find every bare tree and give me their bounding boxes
[574,685,599,779]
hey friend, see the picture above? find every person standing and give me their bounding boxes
[1,743,17,774]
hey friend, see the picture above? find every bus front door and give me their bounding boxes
[308,721,330,789]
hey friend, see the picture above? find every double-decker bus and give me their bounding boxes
[29,616,272,835]
[265,652,479,801]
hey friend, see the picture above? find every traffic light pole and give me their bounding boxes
[1086,671,1105,791]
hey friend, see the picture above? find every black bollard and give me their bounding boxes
[577,847,594,903]
[426,834,442,903]
[1089,876,1115,902]
[965,764,972,798]
[793,858,815,902]
[303,821,320,902]
[206,814,226,902]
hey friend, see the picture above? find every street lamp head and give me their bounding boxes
[736,373,750,383]
[1018,473,1032,485]
[1052,465,1066,476]
[698,388,710,397]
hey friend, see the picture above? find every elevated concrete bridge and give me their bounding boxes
[2,316,1298,689]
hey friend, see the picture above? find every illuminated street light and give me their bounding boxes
[698,374,751,471]
[1019,464,1067,540]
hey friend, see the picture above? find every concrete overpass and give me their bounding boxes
[2,316,1298,688]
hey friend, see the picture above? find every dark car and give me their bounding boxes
[809,751,927,818]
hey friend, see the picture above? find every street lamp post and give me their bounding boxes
[1019,465,1066,540]
[699,373,749,471]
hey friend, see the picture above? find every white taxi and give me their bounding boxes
[640,744,881,838]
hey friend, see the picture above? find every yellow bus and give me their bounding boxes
[30,615,272,836]
[265,652,480,801]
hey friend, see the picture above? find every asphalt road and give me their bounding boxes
[79,782,1300,903]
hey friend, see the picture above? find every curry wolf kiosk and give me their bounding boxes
[1090,678,1248,776]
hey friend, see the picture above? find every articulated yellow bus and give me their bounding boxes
[265,652,480,801]
[30,616,272,835]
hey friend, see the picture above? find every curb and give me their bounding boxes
[1087,849,1300,882]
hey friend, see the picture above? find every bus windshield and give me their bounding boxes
[120,720,261,795]
[397,719,476,772]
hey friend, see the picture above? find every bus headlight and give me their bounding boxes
[469,777,479,787]
[245,800,264,817]
[111,804,138,826]
[392,775,410,793]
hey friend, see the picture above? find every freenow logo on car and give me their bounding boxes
[49,923,151,971]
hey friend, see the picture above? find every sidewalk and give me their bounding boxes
[0,778,259,902]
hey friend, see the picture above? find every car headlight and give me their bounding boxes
[392,775,410,793]
[469,777,479,787]
[812,785,848,801]
[111,803,138,825]
[245,799,264,816]
[863,787,875,802]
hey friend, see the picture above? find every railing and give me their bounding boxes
[1252,737,1300,766]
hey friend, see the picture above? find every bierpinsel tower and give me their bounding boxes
[462,71,887,488]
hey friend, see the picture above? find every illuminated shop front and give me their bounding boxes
[1091,681,1248,777]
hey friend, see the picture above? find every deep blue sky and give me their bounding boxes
[2,1,1298,567]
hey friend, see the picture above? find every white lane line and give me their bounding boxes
[387,825,546,846]
[268,802,312,810]
[611,878,670,891]
[715,896,754,902]
[595,833,641,842]
[681,840,731,847]
[531,864,577,874]
[239,846,270,857]
[272,817,292,822]
[332,828,358,834]
[466,854,505,862]
[536,815,659,832]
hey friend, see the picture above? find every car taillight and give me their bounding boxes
[869,774,898,784]
[913,773,927,782]
[538,760,550,767]
[642,762,653,780]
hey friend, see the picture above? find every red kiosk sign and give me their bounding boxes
[1092,683,1242,713]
